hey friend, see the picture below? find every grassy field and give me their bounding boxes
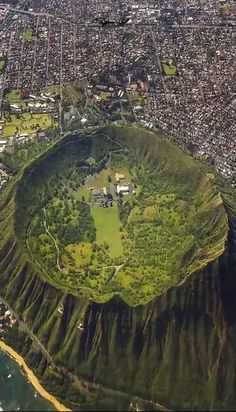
[77,168,111,201]
[91,169,111,188]
[23,29,33,41]
[66,243,92,268]
[16,126,229,306]
[2,113,54,137]
[130,92,147,106]
[5,90,22,102]
[91,206,123,258]
[63,83,86,105]
[4,89,27,110]
[77,184,90,202]
[0,59,5,72]
[44,83,84,104]
[100,92,111,101]
[44,85,60,96]
[5,89,27,108]
[163,63,177,76]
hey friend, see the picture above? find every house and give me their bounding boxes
[38,132,47,139]
[0,139,7,153]
[115,173,125,182]
[92,189,104,197]
[81,117,88,124]
[117,184,130,195]
[0,139,7,145]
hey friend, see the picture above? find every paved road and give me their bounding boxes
[1,5,233,30]
[0,296,52,362]
[0,31,13,112]
[30,16,40,90]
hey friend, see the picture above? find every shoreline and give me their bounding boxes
[0,340,71,412]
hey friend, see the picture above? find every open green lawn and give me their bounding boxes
[77,168,112,201]
[91,206,123,258]
[20,127,228,306]
[0,59,5,72]
[23,29,33,41]
[163,63,177,76]
[100,92,111,101]
[90,168,111,188]
[2,113,55,137]
[77,184,90,201]
[5,90,22,102]
[45,83,83,103]
[4,89,27,110]
[66,243,92,268]
[130,92,147,106]
[61,83,87,105]
[44,85,60,96]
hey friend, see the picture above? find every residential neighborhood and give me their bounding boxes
[0,0,235,186]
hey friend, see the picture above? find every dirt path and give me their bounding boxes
[43,207,63,272]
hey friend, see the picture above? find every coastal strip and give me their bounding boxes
[0,340,71,412]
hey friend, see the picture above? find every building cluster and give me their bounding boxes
[88,171,135,208]
[0,301,17,337]
[0,0,235,182]
[141,24,236,182]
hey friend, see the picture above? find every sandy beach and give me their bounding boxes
[0,340,71,412]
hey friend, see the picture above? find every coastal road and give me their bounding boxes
[0,296,52,363]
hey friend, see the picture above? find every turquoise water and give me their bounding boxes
[0,350,54,411]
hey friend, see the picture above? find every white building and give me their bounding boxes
[117,185,130,195]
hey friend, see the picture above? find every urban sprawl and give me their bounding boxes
[0,0,236,189]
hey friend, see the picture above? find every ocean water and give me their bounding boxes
[0,350,54,411]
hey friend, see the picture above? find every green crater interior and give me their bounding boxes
[13,125,228,306]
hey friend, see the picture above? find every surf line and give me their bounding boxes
[0,340,70,411]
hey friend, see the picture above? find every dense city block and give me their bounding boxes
[0,0,235,186]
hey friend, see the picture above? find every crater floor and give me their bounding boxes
[13,125,228,305]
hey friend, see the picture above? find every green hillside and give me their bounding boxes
[0,124,228,306]
[1,124,236,411]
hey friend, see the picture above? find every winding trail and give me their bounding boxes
[25,129,133,292]
[0,129,174,411]
[43,207,63,272]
